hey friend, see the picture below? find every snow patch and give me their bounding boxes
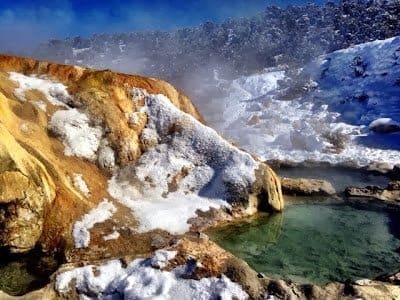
[108,91,259,234]
[55,250,248,299]
[72,199,117,248]
[103,231,120,241]
[72,174,90,197]
[8,72,70,106]
[49,109,103,160]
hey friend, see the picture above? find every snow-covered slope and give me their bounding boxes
[215,37,400,167]
[108,89,262,234]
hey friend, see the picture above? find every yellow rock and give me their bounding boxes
[0,124,55,253]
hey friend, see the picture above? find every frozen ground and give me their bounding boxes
[212,37,400,167]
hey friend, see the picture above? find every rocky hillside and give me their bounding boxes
[33,1,400,85]
[0,54,283,259]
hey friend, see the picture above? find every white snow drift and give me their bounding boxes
[56,250,248,299]
[108,89,259,234]
[213,37,400,167]
[49,109,103,160]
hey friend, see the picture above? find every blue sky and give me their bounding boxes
[0,0,327,53]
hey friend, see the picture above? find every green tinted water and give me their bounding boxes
[208,204,400,285]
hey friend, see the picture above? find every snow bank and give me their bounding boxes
[213,37,400,167]
[8,72,70,106]
[72,174,90,197]
[56,250,248,299]
[49,109,103,160]
[307,37,400,128]
[73,199,117,248]
[108,91,259,234]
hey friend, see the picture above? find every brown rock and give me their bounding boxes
[281,177,336,196]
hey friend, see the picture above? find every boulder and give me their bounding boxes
[280,177,336,196]
[369,118,400,134]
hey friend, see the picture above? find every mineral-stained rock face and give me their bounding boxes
[0,54,283,257]
[0,124,55,253]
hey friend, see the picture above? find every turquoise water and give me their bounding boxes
[208,204,400,285]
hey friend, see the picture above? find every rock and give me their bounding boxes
[151,234,168,249]
[345,181,400,208]
[379,272,400,284]
[352,281,400,299]
[388,164,400,180]
[280,177,336,196]
[0,124,55,253]
[222,256,265,298]
[253,163,284,212]
[366,161,393,174]
[388,181,400,191]
[0,286,56,300]
[369,118,400,134]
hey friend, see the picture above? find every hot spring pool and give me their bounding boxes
[207,204,400,285]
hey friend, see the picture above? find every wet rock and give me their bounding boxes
[253,163,284,212]
[345,181,400,208]
[280,177,336,196]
